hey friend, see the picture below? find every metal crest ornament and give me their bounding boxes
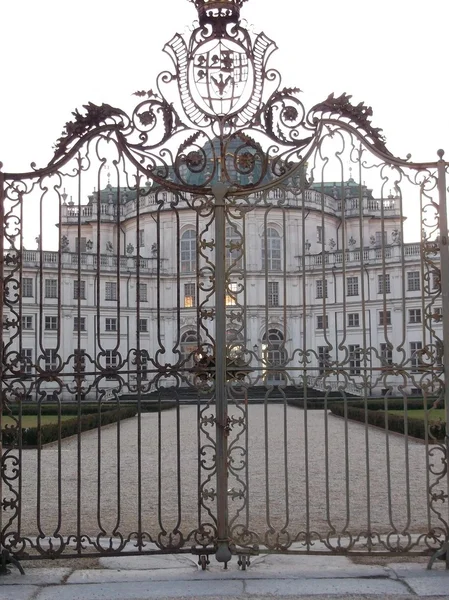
[1,0,449,574]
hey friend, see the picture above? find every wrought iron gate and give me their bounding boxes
[1,0,449,568]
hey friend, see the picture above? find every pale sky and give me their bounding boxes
[0,0,448,245]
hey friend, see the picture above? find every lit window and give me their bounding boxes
[45,279,58,298]
[378,274,390,294]
[105,318,117,332]
[267,282,279,307]
[409,309,422,324]
[45,316,58,330]
[407,271,420,291]
[348,313,359,327]
[347,276,358,296]
[226,282,238,306]
[184,283,196,308]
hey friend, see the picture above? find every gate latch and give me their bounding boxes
[215,416,233,436]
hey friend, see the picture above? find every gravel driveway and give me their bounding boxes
[4,404,445,554]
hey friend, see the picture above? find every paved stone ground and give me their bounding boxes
[1,554,449,599]
[3,405,445,553]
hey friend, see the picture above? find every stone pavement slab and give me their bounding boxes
[0,566,71,586]
[245,577,409,596]
[34,579,245,600]
[0,585,40,600]
[400,577,449,597]
[99,553,196,570]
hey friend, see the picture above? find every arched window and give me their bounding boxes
[226,225,242,268]
[226,328,244,362]
[262,328,285,383]
[180,330,198,369]
[181,229,196,273]
[262,227,281,271]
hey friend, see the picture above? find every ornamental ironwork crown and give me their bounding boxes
[189,0,248,24]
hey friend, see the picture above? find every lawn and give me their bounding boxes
[388,409,446,422]
[2,415,76,428]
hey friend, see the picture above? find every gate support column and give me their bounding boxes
[212,182,232,565]
[429,150,449,569]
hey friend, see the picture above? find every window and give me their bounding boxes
[380,343,393,369]
[105,318,117,332]
[267,282,279,307]
[73,317,86,331]
[378,274,390,294]
[73,349,86,373]
[379,310,391,326]
[181,330,198,369]
[317,315,328,330]
[375,231,387,246]
[73,280,86,299]
[22,315,33,330]
[75,237,87,253]
[105,350,118,377]
[409,309,422,324]
[181,229,196,273]
[227,226,243,268]
[20,348,33,375]
[226,282,238,306]
[433,307,442,320]
[139,352,148,380]
[23,278,33,297]
[184,283,196,308]
[44,349,58,371]
[262,227,281,271]
[433,270,440,290]
[105,282,117,301]
[138,283,148,302]
[347,276,359,296]
[317,225,323,244]
[45,279,58,298]
[316,279,328,299]
[348,313,359,327]
[138,318,148,332]
[407,271,420,291]
[139,229,144,247]
[349,344,361,375]
[318,346,330,375]
[410,341,423,373]
[262,329,285,382]
[45,316,58,330]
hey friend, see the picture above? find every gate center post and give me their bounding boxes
[212,182,233,564]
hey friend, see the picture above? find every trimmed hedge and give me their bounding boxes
[329,403,445,441]
[288,397,437,412]
[2,407,137,447]
[4,401,176,416]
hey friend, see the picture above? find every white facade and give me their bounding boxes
[5,178,442,400]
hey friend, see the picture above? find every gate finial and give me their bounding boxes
[189,0,248,25]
